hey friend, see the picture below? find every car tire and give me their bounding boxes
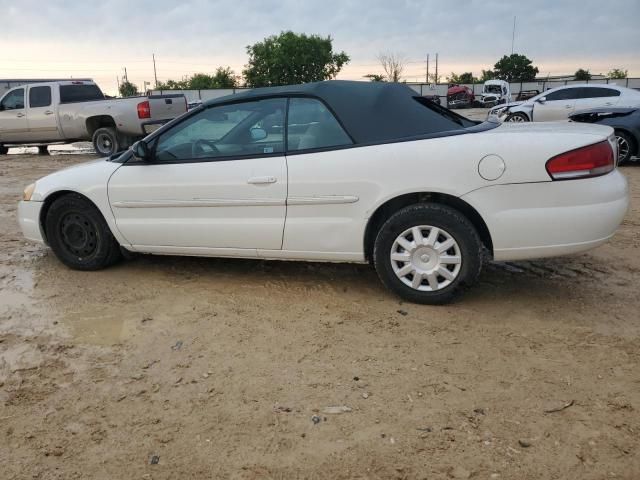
[0,145,8,155]
[373,203,483,304]
[615,130,637,165]
[505,112,529,123]
[92,127,120,156]
[45,193,121,270]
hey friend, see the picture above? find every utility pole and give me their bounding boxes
[123,67,128,82]
[435,53,439,85]
[426,54,430,84]
[116,76,120,94]
[511,16,516,55]
[152,54,158,87]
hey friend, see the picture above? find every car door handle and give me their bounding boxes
[604,102,613,106]
[565,105,572,109]
[44,110,54,115]
[247,176,277,184]
[16,112,25,118]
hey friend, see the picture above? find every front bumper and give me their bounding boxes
[18,200,45,243]
[462,170,629,261]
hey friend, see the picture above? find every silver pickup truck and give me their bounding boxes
[0,80,187,156]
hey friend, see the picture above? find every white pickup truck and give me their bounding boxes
[0,80,187,156]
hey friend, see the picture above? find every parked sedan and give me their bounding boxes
[18,81,628,304]
[489,84,640,123]
[570,107,640,164]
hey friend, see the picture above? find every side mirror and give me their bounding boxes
[250,127,267,141]
[536,97,547,104]
[131,140,152,161]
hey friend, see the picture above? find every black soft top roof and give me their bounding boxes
[205,80,472,144]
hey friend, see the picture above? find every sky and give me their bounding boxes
[1,0,639,95]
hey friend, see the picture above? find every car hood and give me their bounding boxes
[31,158,121,202]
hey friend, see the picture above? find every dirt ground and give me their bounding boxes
[1,147,639,480]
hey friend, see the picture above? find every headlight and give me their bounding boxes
[23,183,36,201]
[492,106,509,116]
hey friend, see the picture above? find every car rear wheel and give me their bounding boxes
[373,203,483,304]
[45,194,121,270]
[92,127,120,156]
[505,112,529,123]
[615,130,637,165]
[0,145,8,155]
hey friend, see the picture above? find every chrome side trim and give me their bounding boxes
[112,198,285,208]
[287,195,359,205]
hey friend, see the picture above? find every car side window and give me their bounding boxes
[154,98,286,162]
[0,88,25,111]
[545,88,578,101]
[579,87,621,98]
[287,97,352,151]
[29,86,52,108]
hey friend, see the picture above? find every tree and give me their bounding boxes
[574,68,591,81]
[448,72,476,84]
[428,73,442,84]
[480,69,496,82]
[364,74,386,82]
[377,52,405,82]
[493,54,539,82]
[211,67,238,88]
[156,78,189,90]
[156,67,238,90]
[243,31,349,87]
[119,80,139,97]
[608,68,628,79]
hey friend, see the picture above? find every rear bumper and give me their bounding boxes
[141,118,176,135]
[462,170,629,261]
[18,200,45,243]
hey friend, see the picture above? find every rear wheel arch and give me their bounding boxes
[85,115,116,137]
[364,192,493,262]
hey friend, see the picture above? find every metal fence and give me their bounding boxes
[152,77,640,104]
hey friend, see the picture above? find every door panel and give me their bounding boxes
[26,86,61,141]
[108,157,287,250]
[532,88,579,121]
[0,88,28,142]
[108,98,288,251]
[574,87,621,112]
[532,99,575,121]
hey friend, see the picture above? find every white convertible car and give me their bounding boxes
[18,81,629,304]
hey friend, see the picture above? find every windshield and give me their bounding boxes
[484,85,502,94]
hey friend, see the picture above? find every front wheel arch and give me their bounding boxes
[39,191,113,245]
[364,192,493,263]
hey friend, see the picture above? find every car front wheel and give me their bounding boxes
[45,194,121,270]
[373,203,483,304]
[505,112,529,123]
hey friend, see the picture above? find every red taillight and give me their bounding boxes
[545,141,614,180]
[137,100,151,119]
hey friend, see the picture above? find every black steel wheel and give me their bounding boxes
[45,194,121,270]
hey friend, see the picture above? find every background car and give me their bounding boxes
[447,85,475,109]
[570,107,640,164]
[489,84,640,123]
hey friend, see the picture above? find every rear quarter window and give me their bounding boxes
[59,84,105,103]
